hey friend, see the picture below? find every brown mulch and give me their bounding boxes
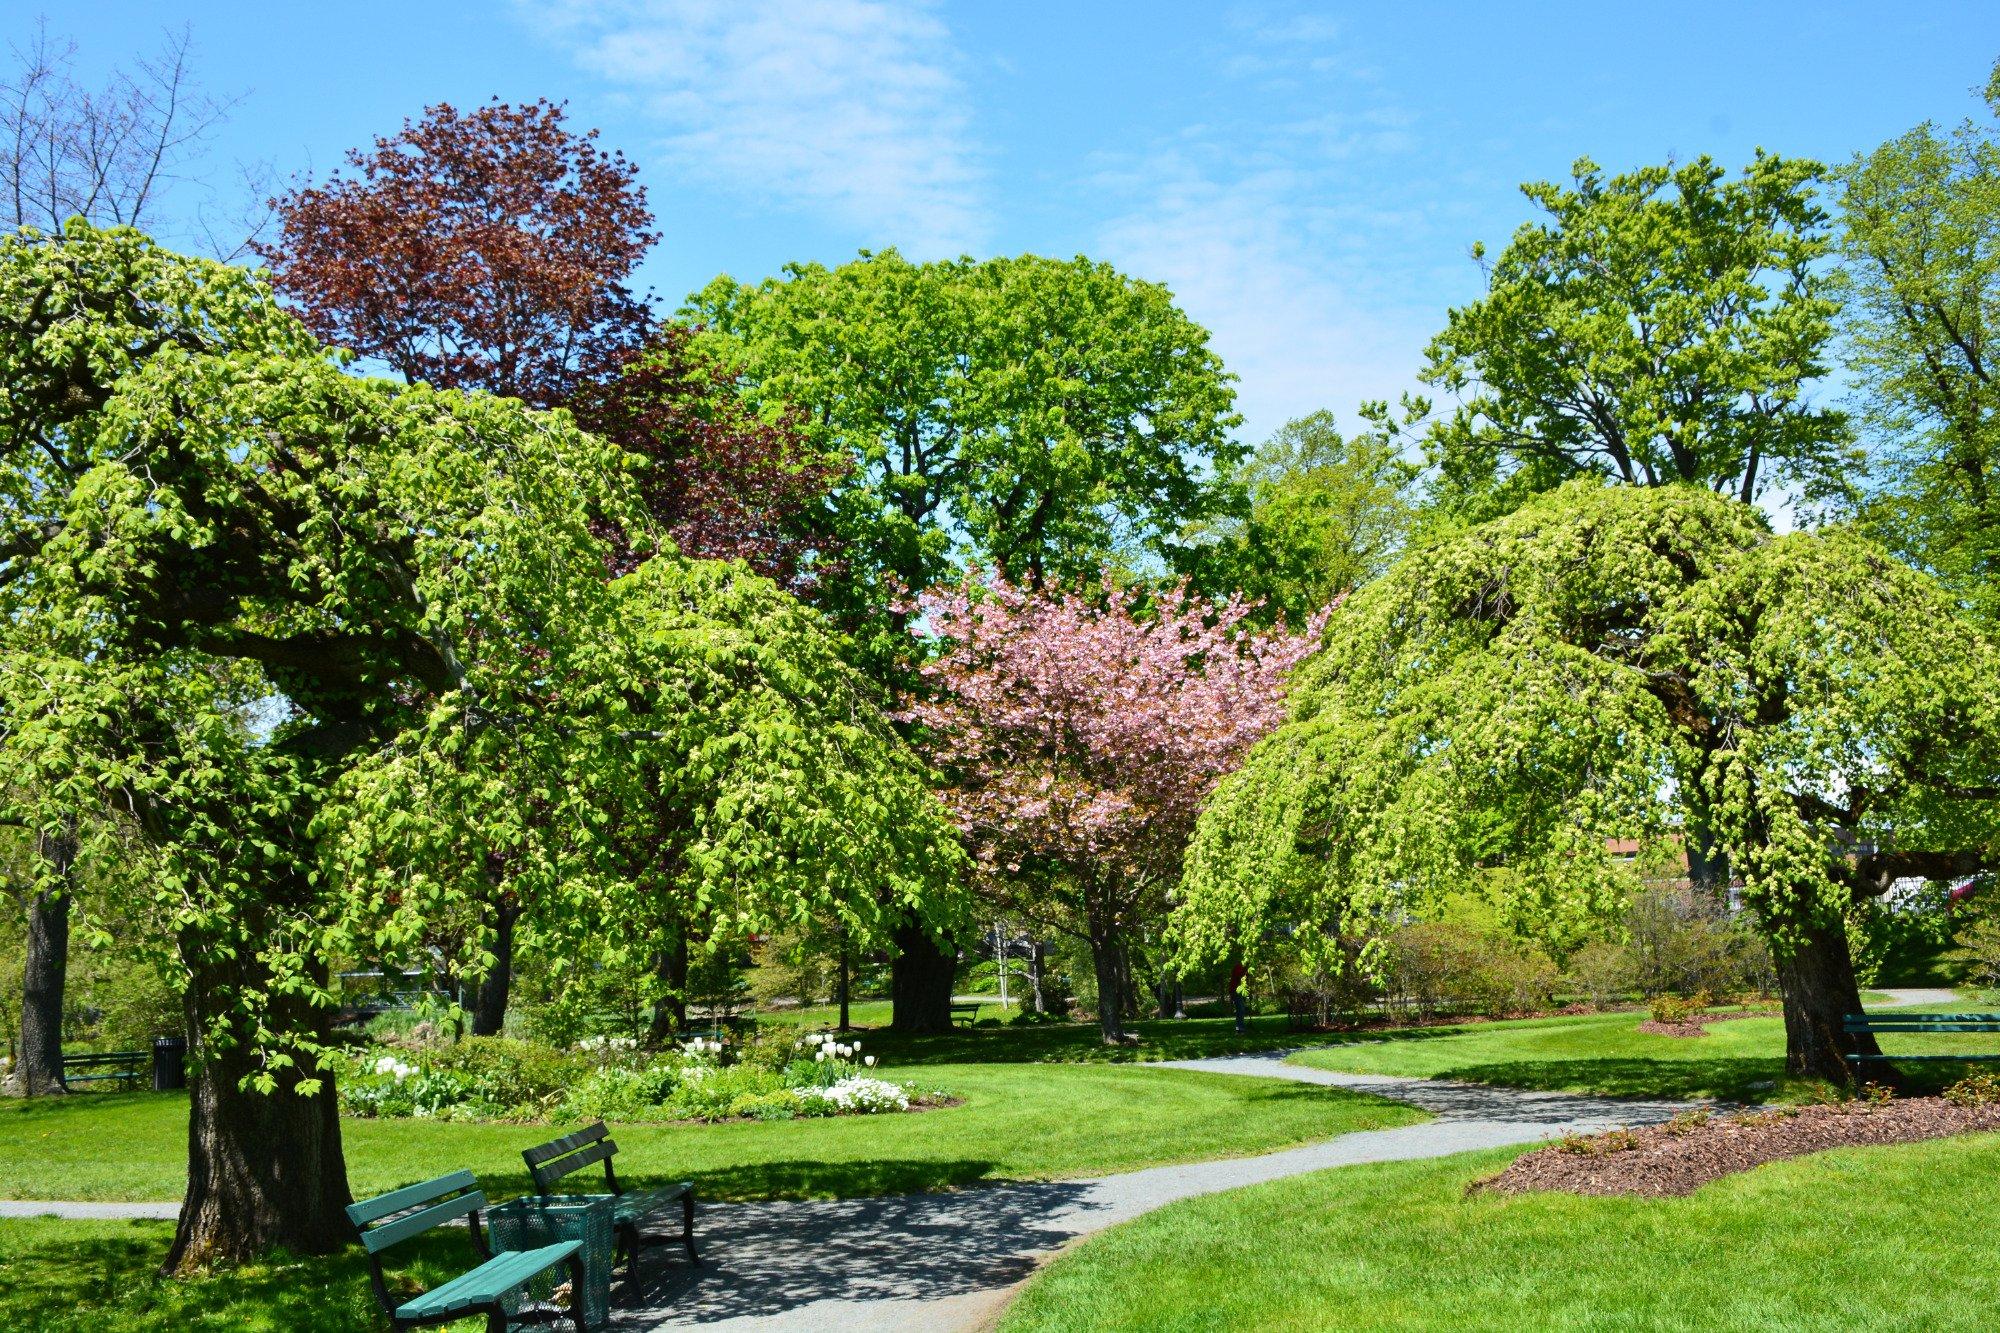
[1477,1096,2000,1199]
[1636,1009,1782,1038]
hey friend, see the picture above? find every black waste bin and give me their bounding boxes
[152,1035,187,1091]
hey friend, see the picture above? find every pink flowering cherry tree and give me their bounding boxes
[907,578,1325,1042]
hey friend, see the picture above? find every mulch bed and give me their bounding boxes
[1635,1009,1780,1038]
[1477,1096,2000,1199]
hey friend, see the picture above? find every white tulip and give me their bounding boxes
[864,1055,877,1067]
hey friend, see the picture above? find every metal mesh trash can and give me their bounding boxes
[487,1193,616,1329]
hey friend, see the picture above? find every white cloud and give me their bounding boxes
[523,0,985,256]
[1096,160,1435,446]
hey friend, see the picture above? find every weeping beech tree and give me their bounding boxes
[0,222,962,1270]
[1173,481,2000,1082]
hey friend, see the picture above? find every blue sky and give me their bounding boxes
[31,1,2000,442]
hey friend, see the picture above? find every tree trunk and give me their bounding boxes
[165,955,352,1272]
[1685,814,1732,906]
[468,898,518,1038]
[837,944,851,1033]
[7,821,76,1098]
[1772,914,1877,1084]
[890,915,954,1033]
[646,930,689,1045]
[1087,924,1128,1043]
[1029,941,1046,1015]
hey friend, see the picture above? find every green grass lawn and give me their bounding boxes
[0,1063,1422,1204]
[0,1216,473,1332]
[1001,1133,2000,1332]
[1286,1003,1998,1101]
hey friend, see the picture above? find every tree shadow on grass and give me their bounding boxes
[480,1157,1003,1207]
[0,1219,478,1331]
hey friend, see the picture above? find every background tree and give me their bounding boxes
[260,98,655,407]
[689,249,1242,1029]
[1839,61,2000,625]
[1368,154,1851,526]
[567,325,848,593]
[1,21,227,235]
[1191,410,1415,623]
[1175,481,2000,1082]
[908,578,1319,1043]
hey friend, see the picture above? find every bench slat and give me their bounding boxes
[358,1188,486,1254]
[523,1121,609,1168]
[397,1241,581,1317]
[1847,1013,2000,1022]
[533,1138,615,1191]
[1845,1023,2000,1033]
[346,1169,479,1227]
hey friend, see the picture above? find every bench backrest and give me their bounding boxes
[346,1169,486,1254]
[523,1120,621,1196]
[1845,1012,2000,1033]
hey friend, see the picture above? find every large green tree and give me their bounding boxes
[0,222,957,1268]
[1368,154,1852,526]
[1174,482,2000,1082]
[686,249,1244,633]
[687,249,1241,1029]
[1839,62,2000,625]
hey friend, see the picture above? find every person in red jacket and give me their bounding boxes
[1228,961,1248,1034]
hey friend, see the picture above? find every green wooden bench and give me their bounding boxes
[1843,1012,2000,1065]
[523,1121,700,1287]
[347,1170,588,1333]
[950,1002,982,1026]
[61,1050,147,1089]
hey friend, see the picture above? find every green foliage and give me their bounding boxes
[1648,991,1712,1024]
[1381,920,1559,1020]
[1190,410,1415,621]
[685,249,1243,663]
[1840,62,2000,625]
[1174,481,2000,988]
[0,222,962,1114]
[1944,1071,2000,1107]
[1368,153,1850,525]
[1945,890,2000,990]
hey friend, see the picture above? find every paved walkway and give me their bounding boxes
[608,1052,1700,1331]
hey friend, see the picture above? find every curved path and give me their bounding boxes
[611,1053,1700,1331]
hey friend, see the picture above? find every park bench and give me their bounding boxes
[61,1050,147,1089]
[348,1170,587,1333]
[523,1121,700,1285]
[950,1002,982,1026]
[1843,1012,2000,1065]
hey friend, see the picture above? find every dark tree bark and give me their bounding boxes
[890,916,955,1033]
[1028,940,1046,1015]
[165,948,352,1273]
[1086,924,1128,1043]
[7,823,76,1097]
[836,943,851,1033]
[646,929,689,1045]
[1772,914,1878,1084]
[468,897,519,1038]
[1684,814,1732,905]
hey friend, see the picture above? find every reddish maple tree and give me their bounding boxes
[260,98,655,407]
[570,325,847,592]
[907,578,1325,1041]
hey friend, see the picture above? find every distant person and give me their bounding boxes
[1228,962,1248,1034]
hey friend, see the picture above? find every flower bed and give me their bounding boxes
[338,1029,943,1124]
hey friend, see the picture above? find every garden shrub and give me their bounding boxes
[1648,991,1712,1024]
[1944,1071,2000,1107]
[425,1038,594,1112]
[1383,922,1558,1019]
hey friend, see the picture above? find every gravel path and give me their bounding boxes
[609,1052,1700,1331]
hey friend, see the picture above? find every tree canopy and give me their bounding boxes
[1370,154,1852,526]
[684,249,1244,664]
[1839,60,2000,626]
[0,221,958,1266]
[261,98,655,407]
[1174,481,2000,1080]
